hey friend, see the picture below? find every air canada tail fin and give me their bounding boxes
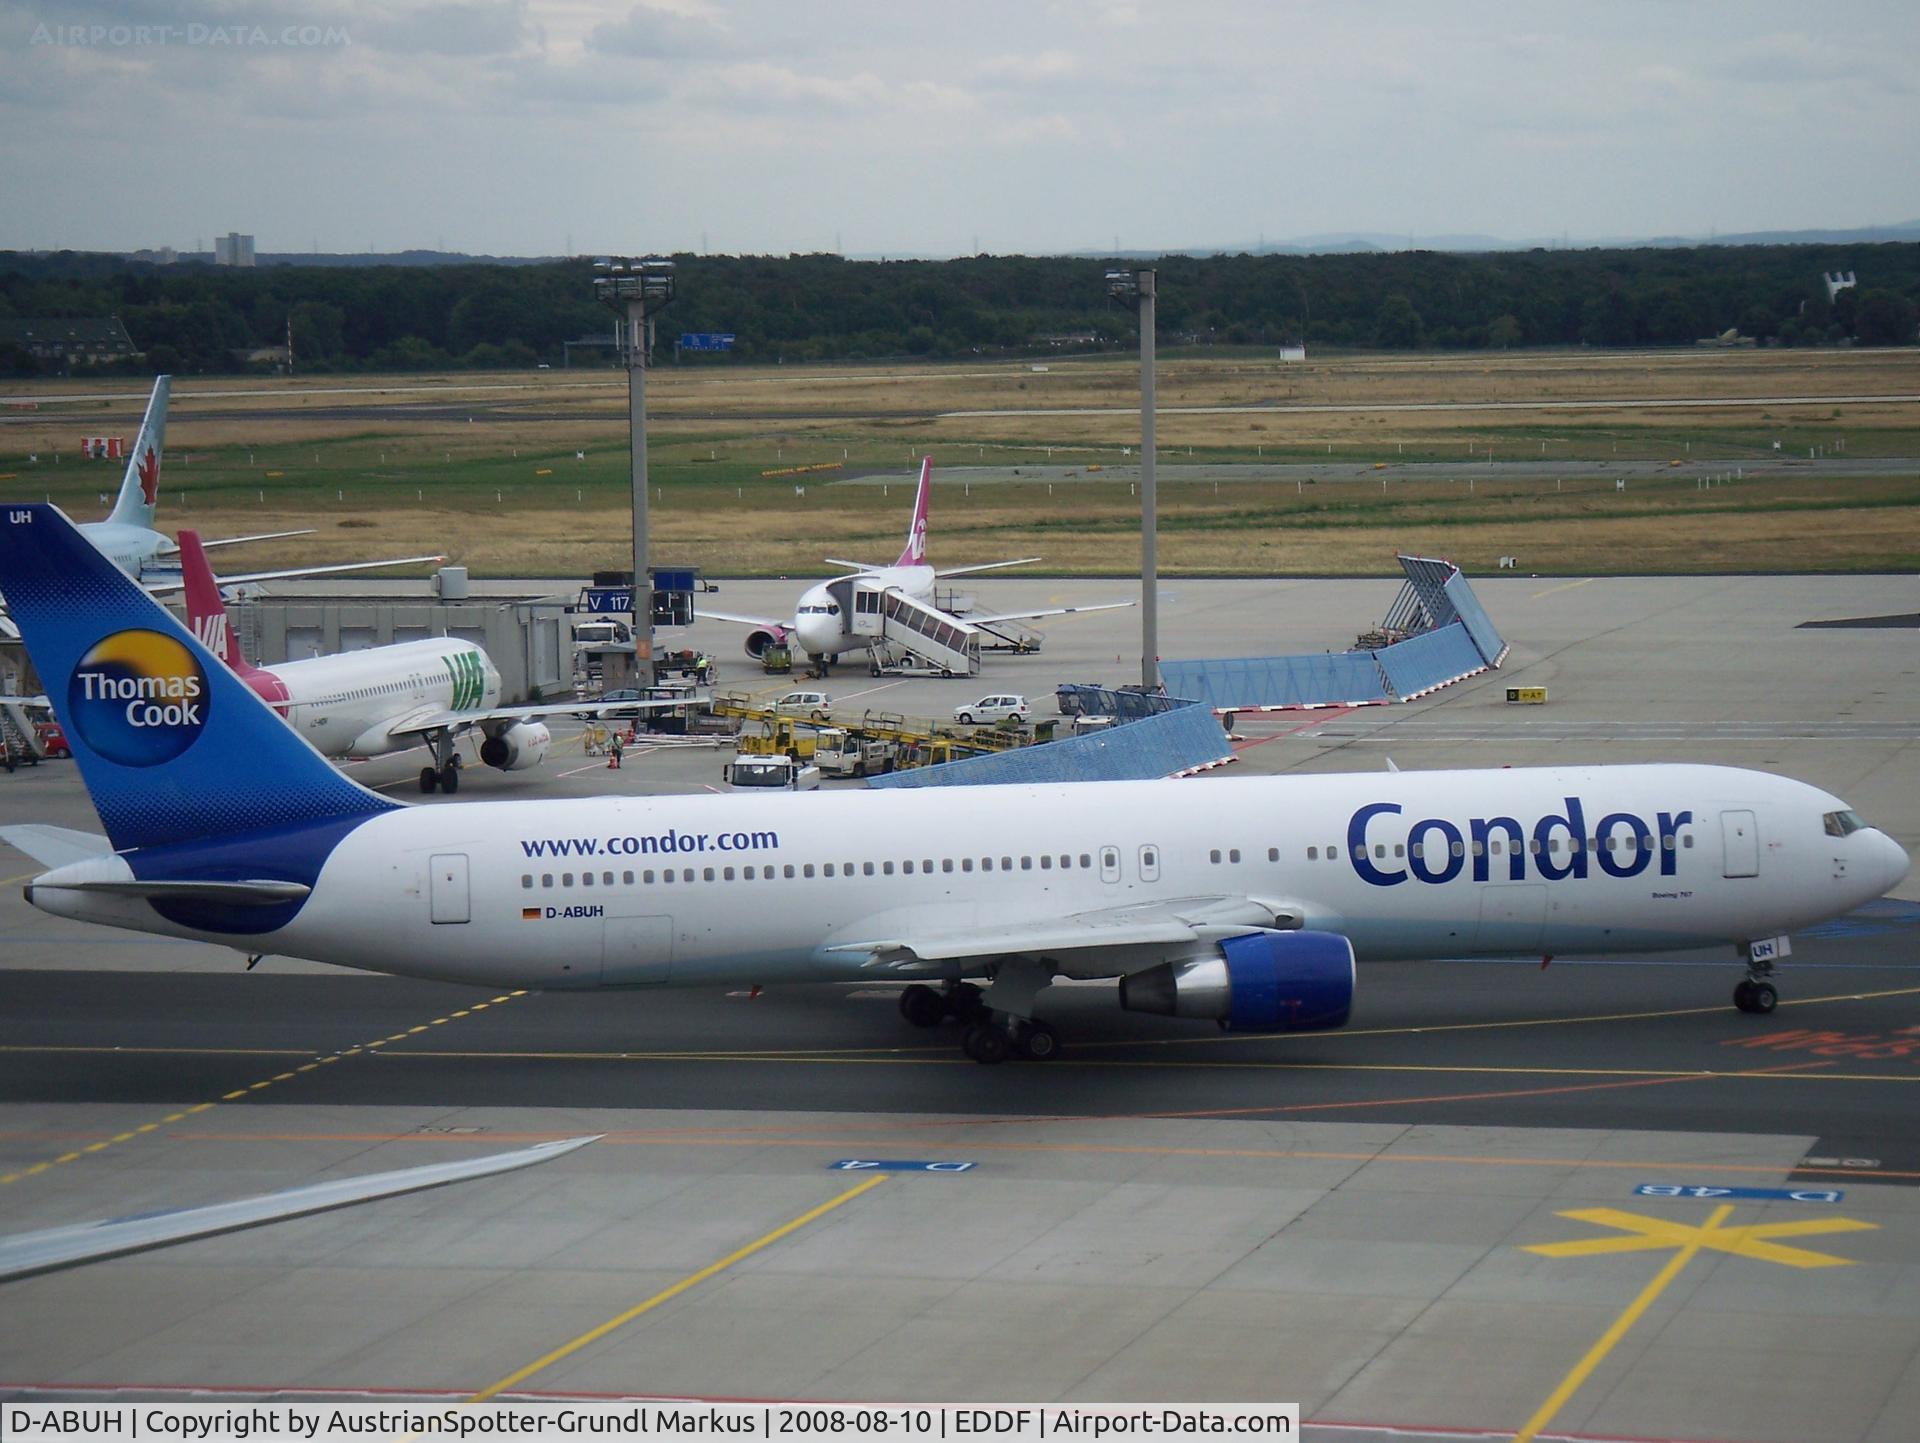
[105,375,169,530]
[895,456,931,567]
[0,503,395,853]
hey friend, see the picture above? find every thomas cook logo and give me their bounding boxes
[67,629,209,766]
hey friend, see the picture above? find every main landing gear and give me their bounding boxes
[1733,960,1779,1014]
[897,979,1060,1065]
[418,732,462,794]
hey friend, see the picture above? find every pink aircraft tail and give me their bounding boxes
[179,529,249,674]
[896,457,931,566]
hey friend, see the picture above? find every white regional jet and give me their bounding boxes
[176,529,679,795]
[0,504,1907,1062]
[704,458,1129,676]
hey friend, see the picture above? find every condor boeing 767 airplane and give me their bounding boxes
[0,504,1906,1062]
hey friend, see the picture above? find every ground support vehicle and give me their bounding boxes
[722,755,821,790]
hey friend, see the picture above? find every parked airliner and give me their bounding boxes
[178,529,683,794]
[67,375,441,589]
[704,458,1129,674]
[0,504,1905,1062]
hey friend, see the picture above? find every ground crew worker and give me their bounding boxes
[608,730,624,769]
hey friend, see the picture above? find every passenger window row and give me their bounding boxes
[522,851,1102,890]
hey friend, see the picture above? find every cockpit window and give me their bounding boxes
[1824,809,1867,837]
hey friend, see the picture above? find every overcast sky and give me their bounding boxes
[5,0,1917,257]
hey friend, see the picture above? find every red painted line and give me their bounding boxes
[1232,705,1356,751]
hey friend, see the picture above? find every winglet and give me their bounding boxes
[105,376,169,530]
[895,457,931,566]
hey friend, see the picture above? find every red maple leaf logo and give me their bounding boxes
[137,447,159,506]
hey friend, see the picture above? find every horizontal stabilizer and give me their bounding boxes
[0,824,113,870]
[27,877,312,905]
[824,557,885,573]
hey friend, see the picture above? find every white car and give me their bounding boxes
[953,694,1029,726]
[772,690,832,719]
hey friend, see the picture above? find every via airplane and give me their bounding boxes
[0,504,1906,1063]
[70,375,441,589]
[704,458,1130,676]
[177,528,686,794]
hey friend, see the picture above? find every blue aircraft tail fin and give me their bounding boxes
[0,503,397,852]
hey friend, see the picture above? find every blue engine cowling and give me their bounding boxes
[1118,929,1355,1033]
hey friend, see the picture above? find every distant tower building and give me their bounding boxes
[1823,270,1857,302]
[214,232,256,267]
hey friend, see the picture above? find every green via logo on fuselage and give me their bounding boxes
[443,649,487,711]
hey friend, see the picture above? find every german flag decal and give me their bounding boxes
[521,907,541,921]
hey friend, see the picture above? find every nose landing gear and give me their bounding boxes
[1734,942,1781,1014]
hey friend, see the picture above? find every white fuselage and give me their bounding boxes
[81,520,174,578]
[35,765,1909,992]
[258,638,500,759]
[793,564,935,658]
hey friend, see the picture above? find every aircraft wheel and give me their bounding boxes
[899,984,947,1029]
[947,982,987,1023]
[1735,980,1778,1014]
[419,767,439,794]
[963,1022,1011,1065]
[439,764,460,794]
[1015,1021,1060,1061]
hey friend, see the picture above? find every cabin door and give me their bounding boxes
[1721,810,1760,878]
[429,854,470,924]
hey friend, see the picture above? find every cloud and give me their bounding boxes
[588,2,734,59]
[1715,31,1917,94]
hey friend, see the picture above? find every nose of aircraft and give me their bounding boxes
[793,609,838,657]
[1873,831,1913,897]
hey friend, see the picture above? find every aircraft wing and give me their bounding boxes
[934,558,1042,579]
[699,609,787,630]
[195,528,318,550]
[383,695,711,740]
[965,599,1135,626]
[144,554,447,595]
[821,895,1303,976]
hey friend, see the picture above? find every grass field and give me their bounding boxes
[1,347,1915,576]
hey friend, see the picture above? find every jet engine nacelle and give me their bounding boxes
[743,626,789,660]
[479,721,551,771]
[1119,929,1354,1033]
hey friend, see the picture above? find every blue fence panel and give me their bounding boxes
[1160,653,1389,709]
[1053,684,1186,721]
[868,703,1230,789]
[1442,571,1506,666]
[1398,554,1462,630]
[1374,622,1487,698]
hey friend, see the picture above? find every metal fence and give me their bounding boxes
[867,702,1231,788]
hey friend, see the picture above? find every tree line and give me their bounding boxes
[1,243,1915,375]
